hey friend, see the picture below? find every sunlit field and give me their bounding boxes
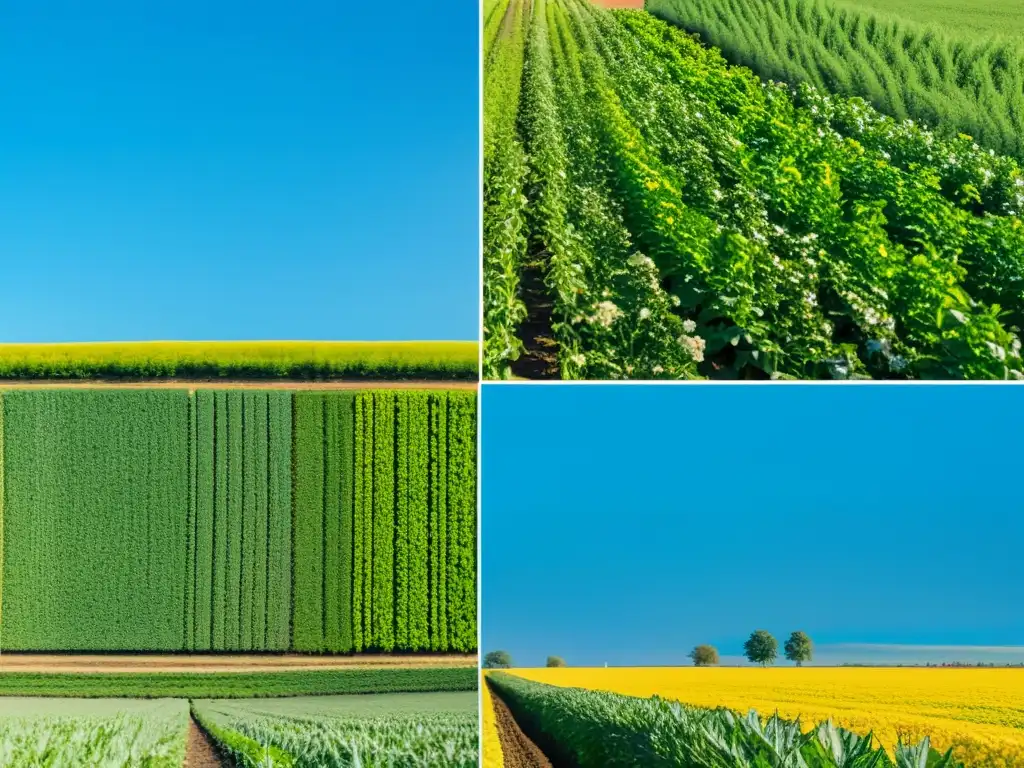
[507,667,1024,766]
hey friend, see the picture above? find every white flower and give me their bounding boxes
[670,295,681,307]
[652,365,664,375]
[571,353,586,367]
[639,307,652,321]
[677,334,706,363]
[590,301,622,328]
[804,292,817,307]
[627,252,654,269]
[682,319,697,333]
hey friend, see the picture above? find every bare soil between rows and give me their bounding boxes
[0,379,477,390]
[184,718,226,768]
[0,653,477,674]
[489,682,555,768]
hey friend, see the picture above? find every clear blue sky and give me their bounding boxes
[482,385,1024,667]
[0,2,477,342]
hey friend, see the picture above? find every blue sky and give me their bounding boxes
[482,385,1024,667]
[0,2,477,342]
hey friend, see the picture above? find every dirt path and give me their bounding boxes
[184,718,225,768]
[510,251,560,380]
[490,683,554,768]
[0,653,477,674]
[0,379,477,390]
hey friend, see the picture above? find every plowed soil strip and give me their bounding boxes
[184,718,225,768]
[0,653,477,674]
[490,683,554,768]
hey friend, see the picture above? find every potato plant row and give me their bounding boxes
[0,389,477,653]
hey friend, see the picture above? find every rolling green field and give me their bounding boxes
[194,690,478,767]
[649,0,1024,159]
[842,0,1024,37]
[0,389,477,653]
[0,340,478,380]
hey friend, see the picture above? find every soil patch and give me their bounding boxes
[0,380,476,391]
[0,653,477,674]
[184,718,225,768]
[490,683,554,768]
[510,255,559,380]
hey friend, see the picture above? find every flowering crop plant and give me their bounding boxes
[490,667,1024,767]
[483,0,1024,379]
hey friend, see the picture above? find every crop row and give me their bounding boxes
[649,0,1024,161]
[487,673,966,767]
[483,0,1024,380]
[194,701,478,768]
[0,340,478,380]
[0,389,477,652]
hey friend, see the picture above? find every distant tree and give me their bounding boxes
[743,630,778,666]
[689,645,719,667]
[546,656,567,667]
[784,631,813,666]
[483,650,513,669]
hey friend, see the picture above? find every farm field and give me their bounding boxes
[837,0,1024,36]
[650,0,1024,159]
[485,668,1024,767]
[0,698,190,767]
[484,0,1024,380]
[0,685,480,766]
[0,340,478,380]
[194,690,478,766]
[0,388,477,653]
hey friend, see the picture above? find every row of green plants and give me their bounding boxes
[0,389,477,653]
[0,668,477,698]
[188,391,294,652]
[488,673,966,767]
[0,701,189,767]
[649,0,1024,160]
[483,0,1024,379]
[193,701,478,767]
[0,341,478,380]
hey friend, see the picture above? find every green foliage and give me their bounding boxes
[0,388,475,653]
[0,668,478,698]
[546,656,567,667]
[192,707,296,767]
[0,699,189,767]
[0,341,477,380]
[195,694,478,768]
[488,674,965,767]
[689,645,719,666]
[2,390,189,651]
[784,631,814,665]
[484,0,1024,380]
[649,0,1024,161]
[193,391,292,652]
[483,651,513,669]
[744,630,779,666]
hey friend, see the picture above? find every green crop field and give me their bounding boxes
[483,0,1024,380]
[194,691,478,767]
[649,0,1024,160]
[0,389,477,653]
[0,698,189,767]
[0,340,478,380]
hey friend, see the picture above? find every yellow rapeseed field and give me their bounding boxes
[510,667,1024,767]
[481,675,505,768]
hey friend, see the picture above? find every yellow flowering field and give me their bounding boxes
[509,667,1024,767]
[481,675,505,768]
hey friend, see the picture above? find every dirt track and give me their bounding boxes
[490,683,554,768]
[0,379,477,391]
[0,653,477,674]
[184,719,224,767]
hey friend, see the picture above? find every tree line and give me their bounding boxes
[483,630,814,669]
